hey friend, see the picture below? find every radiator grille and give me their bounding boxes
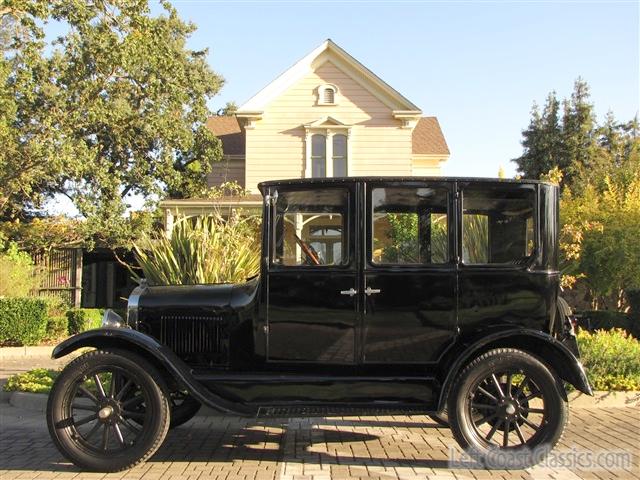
[159,315,229,365]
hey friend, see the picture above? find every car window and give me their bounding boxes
[462,186,535,265]
[371,186,448,265]
[272,188,348,267]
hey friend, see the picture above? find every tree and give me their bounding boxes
[512,79,595,190]
[216,101,238,116]
[0,0,224,247]
[513,93,566,181]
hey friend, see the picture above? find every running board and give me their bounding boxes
[256,404,431,418]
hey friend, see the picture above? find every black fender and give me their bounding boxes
[437,328,592,411]
[52,328,255,416]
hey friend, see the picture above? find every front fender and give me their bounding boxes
[53,328,254,416]
[437,329,592,411]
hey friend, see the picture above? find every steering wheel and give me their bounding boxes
[293,234,321,265]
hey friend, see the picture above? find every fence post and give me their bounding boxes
[73,248,83,308]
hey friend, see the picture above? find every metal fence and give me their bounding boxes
[32,248,83,307]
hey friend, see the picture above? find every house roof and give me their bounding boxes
[206,116,245,155]
[412,117,450,155]
[206,115,449,157]
[238,39,421,114]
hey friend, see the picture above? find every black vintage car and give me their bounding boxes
[46,177,591,471]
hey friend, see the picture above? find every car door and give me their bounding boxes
[362,181,457,364]
[266,184,359,364]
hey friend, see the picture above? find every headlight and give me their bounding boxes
[102,309,125,328]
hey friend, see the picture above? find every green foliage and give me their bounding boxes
[42,296,70,338]
[46,315,68,338]
[134,212,261,285]
[513,78,640,309]
[577,329,640,391]
[66,308,103,335]
[577,310,639,338]
[3,368,59,394]
[0,297,48,345]
[561,174,640,309]
[627,289,640,322]
[379,213,447,263]
[3,367,111,394]
[462,214,489,264]
[216,101,238,116]
[0,241,41,296]
[0,1,223,247]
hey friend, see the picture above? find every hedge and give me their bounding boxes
[576,310,640,338]
[628,289,640,322]
[0,297,48,345]
[577,328,640,390]
[66,308,103,335]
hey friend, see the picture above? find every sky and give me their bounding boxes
[43,0,639,214]
[160,0,639,178]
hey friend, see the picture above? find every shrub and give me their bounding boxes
[43,296,70,339]
[66,308,103,335]
[0,297,48,345]
[577,310,640,338]
[133,211,260,285]
[627,289,640,321]
[0,242,42,297]
[577,328,640,391]
[46,315,68,338]
[3,368,59,393]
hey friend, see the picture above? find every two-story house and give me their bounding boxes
[74,39,450,308]
[161,39,449,228]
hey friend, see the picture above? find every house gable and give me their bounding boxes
[239,39,421,119]
[205,39,449,192]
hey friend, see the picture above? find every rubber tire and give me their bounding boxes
[448,348,568,469]
[47,349,171,472]
[429,410,449,427]
[169,395,201,429]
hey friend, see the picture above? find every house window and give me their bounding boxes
[332,134,347,177]
[311,134,326,177]
[317,84,337,105]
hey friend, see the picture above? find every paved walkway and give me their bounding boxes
[0,403,638,480]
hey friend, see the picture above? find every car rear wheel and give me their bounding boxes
[47,349,170,472]
[448,348,568,469]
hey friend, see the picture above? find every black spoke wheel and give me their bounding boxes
[448,348,567,469]
[47,350,170,472]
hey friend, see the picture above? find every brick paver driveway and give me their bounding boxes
[0,404,638,480]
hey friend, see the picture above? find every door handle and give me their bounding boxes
[339,288,357,297]
[365,287,381,296]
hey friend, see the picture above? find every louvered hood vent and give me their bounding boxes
[158,315,229,366]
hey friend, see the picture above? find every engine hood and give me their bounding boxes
[132,277,260,321]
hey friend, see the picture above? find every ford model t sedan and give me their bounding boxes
[47,177,591,471]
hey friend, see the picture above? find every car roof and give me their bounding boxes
[258,176,553,191]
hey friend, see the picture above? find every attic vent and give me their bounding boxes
[324,88,335,104]
[318,84,337,105]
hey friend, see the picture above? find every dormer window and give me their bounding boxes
[317,84,338,105]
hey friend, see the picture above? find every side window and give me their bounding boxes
[272,188,348,267]
[462,186,536,265]
[371,186,448,265]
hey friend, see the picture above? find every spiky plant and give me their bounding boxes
[133,211,261,285]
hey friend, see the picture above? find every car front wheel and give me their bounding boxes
[448,348,568,469]
[47,349,170,472]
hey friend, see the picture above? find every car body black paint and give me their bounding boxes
[53,177,591,416]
